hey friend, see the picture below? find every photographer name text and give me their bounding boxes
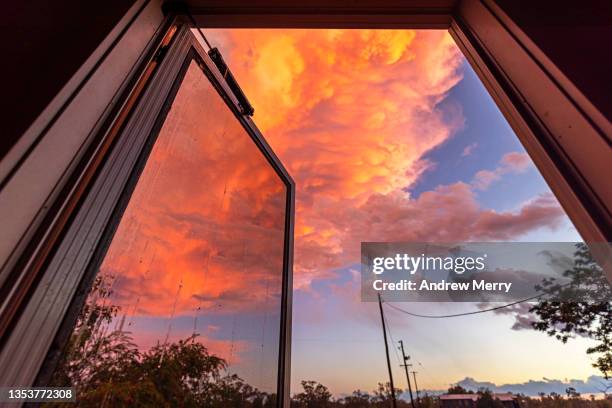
[372,279,512,293]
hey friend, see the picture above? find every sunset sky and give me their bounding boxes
[201,28,602,397]
[84,27,602,399]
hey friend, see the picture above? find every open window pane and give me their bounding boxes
[48,58,287,404]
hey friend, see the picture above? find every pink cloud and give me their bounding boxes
[472,193,564,239]
[472,169,500,190]
[292,185,565,286]
[461,142,478,157]
[501,151,532,172]
[472,151,533,190]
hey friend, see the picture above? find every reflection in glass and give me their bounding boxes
[48,59,286,406]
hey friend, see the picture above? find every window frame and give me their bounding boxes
[0,2,610,407]
[0,22,295,406]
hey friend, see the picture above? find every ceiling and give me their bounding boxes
[169,0,459,28]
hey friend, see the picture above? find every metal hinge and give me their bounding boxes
[207,47,255,116]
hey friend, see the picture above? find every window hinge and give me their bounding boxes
[207,47,255,117]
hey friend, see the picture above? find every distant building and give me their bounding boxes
[440,393,520,408]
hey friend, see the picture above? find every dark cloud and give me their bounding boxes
[451,375,611,396]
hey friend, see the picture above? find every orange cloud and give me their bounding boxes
[206,29,565,288]
[204,29,466,285]
[208,29,464,197]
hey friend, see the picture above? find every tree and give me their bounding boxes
[417,393,439,408]
[565,387,580,399]
[340,390,372,408]
[475,389,504,408]
[293,380,334,408]
[47,274,275,407]
[530,243,612,378]
[371,382,405,407]
[447,385,472,394]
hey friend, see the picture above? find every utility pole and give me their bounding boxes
[412,371,420,406]
[398,340,416,408]
[377,293,397,408]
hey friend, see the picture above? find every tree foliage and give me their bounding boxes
[474,389,505,408]
[529,243,612,378]
[293,380,334,408]
[47,275,276,407]
[447,385,473,394]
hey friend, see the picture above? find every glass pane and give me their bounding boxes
[48,59,286,405]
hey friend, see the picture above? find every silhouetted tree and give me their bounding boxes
[530,243,612,378]
[566,387,581,399]
[475,389,504,408]
[371,382,405,408]
[47,275,275,407]
[417,393,438,408]
[293,380,334,408]
[340,390,372,407]
[447,385,473,394]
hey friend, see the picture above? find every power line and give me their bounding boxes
[382,308,404,367]
[383,291,548,319]
[382,281,575,319]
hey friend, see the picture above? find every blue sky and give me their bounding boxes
[410,60,580,241]
[412,60,558,212]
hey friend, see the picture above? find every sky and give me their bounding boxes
[77,28,604,399]
[201,28,601,397]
